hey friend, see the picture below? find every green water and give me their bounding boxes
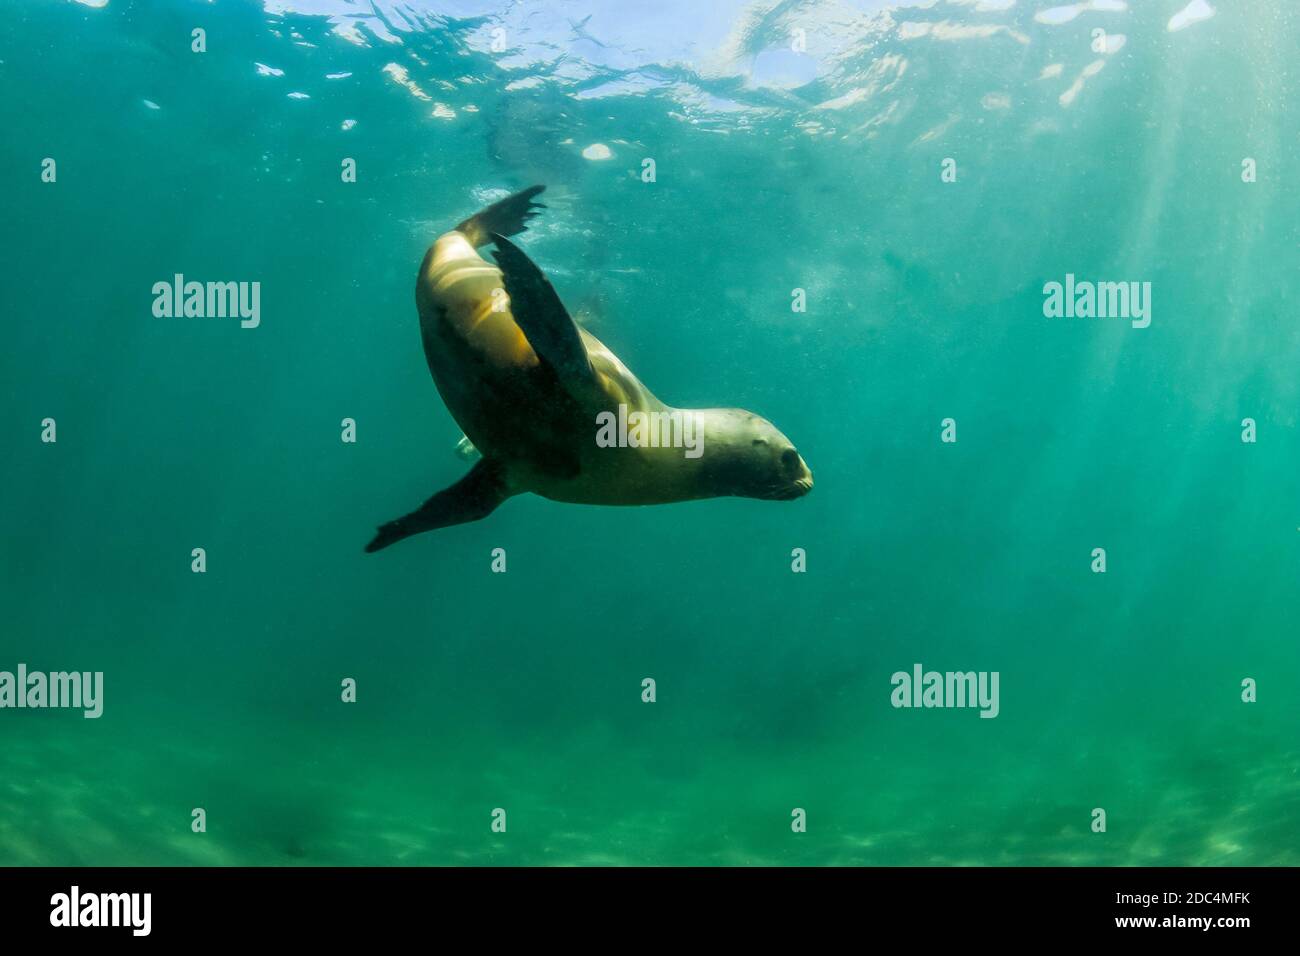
[1,0,1297,866]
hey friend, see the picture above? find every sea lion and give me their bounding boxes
[365,185,812,552]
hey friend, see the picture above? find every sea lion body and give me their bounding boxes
[416,231,570,482]
[365,186,811,552]
[418,230,723,506]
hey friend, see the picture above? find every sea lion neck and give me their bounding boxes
[685,407,760,496]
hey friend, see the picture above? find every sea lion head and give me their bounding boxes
[702,409,813,501]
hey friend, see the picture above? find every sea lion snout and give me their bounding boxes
[735,420,813,500]
[791,456,814,497]
[777,452,814,499]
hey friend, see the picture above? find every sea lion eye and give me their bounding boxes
[782,449,799,467]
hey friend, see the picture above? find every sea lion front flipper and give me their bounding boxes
[364,459,508,553]
[489,233,595,393]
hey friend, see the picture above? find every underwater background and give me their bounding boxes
[2,0,1298,866]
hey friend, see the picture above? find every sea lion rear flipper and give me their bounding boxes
[364,460,507,553]
[455,185,546,248]
[489,232,594,392]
